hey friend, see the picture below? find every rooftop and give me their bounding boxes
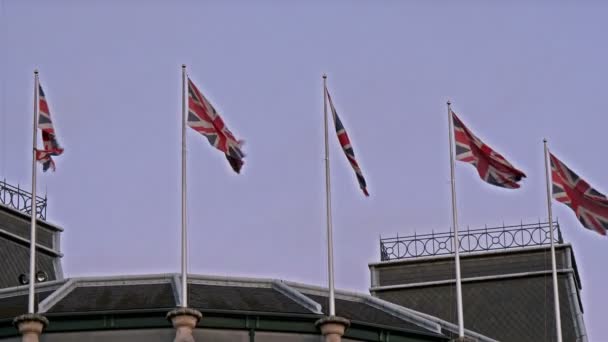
[0,273,496,341]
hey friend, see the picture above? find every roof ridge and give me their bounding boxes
[38,278,76,313]
[271,280,323,314]
[0,204,63,232]
[0,279,65,298]
[360,295,441,334]
[392,304,499,342]
[0,228,62,257]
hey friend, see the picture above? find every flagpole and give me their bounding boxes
[181,64,188,308]
[28,70,39,314]
[323,74,336,316]
[447,101,464,337]
[543,139,563,342]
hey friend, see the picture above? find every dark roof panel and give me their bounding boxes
[0,239,57,289]
[0,290,54,319]
[377,275,577,342]
[188,284,312,314]
[307,294,431,334]
[0,206,55,248]
[48,283,175,313]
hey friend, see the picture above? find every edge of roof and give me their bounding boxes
[0,273,496,341]
[0,228,62,257]
[0,204,63,232]
[368,243,574,267]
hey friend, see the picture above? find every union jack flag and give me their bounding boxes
[326,86,369,196]
[36,84,64,172]
[550,153,608,236]
[451,110,526,189]
[187,78,245,173]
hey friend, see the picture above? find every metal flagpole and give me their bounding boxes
[323,74,336,316]
[181,64,188,308]
[543,139,563,342]
[447,101,464,337]
[28,70,40,314]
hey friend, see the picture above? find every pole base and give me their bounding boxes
[12,314,48,342]
[166,308,203,342]
[315,316,350,342]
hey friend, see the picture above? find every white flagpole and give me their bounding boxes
[543,139,563,342]
[181,64,188,308]
[28,70,40,314]
[323,74,336,316]
[447,101,464,337]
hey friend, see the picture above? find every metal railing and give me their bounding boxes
[0,179,47,220]
[380,221,562,261]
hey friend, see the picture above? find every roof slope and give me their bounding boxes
[0,205,63,289]
[0,274,493,341]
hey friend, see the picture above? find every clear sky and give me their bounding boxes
[1,0,607,339]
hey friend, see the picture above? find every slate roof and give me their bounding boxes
[0,205,63,289]
[48,283,176,313]
[0,274,494,341]
[0,280,64,319]
[370,244,587,342]
[188,283,311,314]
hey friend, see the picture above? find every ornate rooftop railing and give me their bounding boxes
[380,221,562,261]
[0,179,47,220]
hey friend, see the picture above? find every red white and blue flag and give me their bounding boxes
[187,78,245,173]
[325,86,369,196]
[550,153,608,236]
[451,110,526,189]
[36,84,64,172]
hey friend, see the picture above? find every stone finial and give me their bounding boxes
[12,314,49,342]
[315,316,350,342]
[166,308,203,342]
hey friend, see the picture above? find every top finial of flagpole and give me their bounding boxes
[447,100,451,106]
[182,64,186,69]
[322,73,327,79]
[34,69,39,75]
[543,138,547,143]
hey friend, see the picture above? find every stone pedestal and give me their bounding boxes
[166,308,203,342]
[12,314,48,342]
[315,316,350,342]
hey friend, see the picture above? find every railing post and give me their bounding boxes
[484,225,488,250]
[542,220,546,245]
[463,224,471,252]
[502,222,506,250]
[379,235,383,261]
[396,233,400,259]
[17,184,22,213]
[413,231,418,257]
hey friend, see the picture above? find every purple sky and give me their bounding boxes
[1,0,607,339]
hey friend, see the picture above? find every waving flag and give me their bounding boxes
[36,84,64,172]
[187,78,245,173]
[550,153,608,236]
[325,86,369,196]
[451,110,526,188]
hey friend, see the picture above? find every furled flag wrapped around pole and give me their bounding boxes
[36,84,64,171]
[550,152,608,236]
[187,78,245,173]
[451,109,526,188]
[325,86,369,196]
